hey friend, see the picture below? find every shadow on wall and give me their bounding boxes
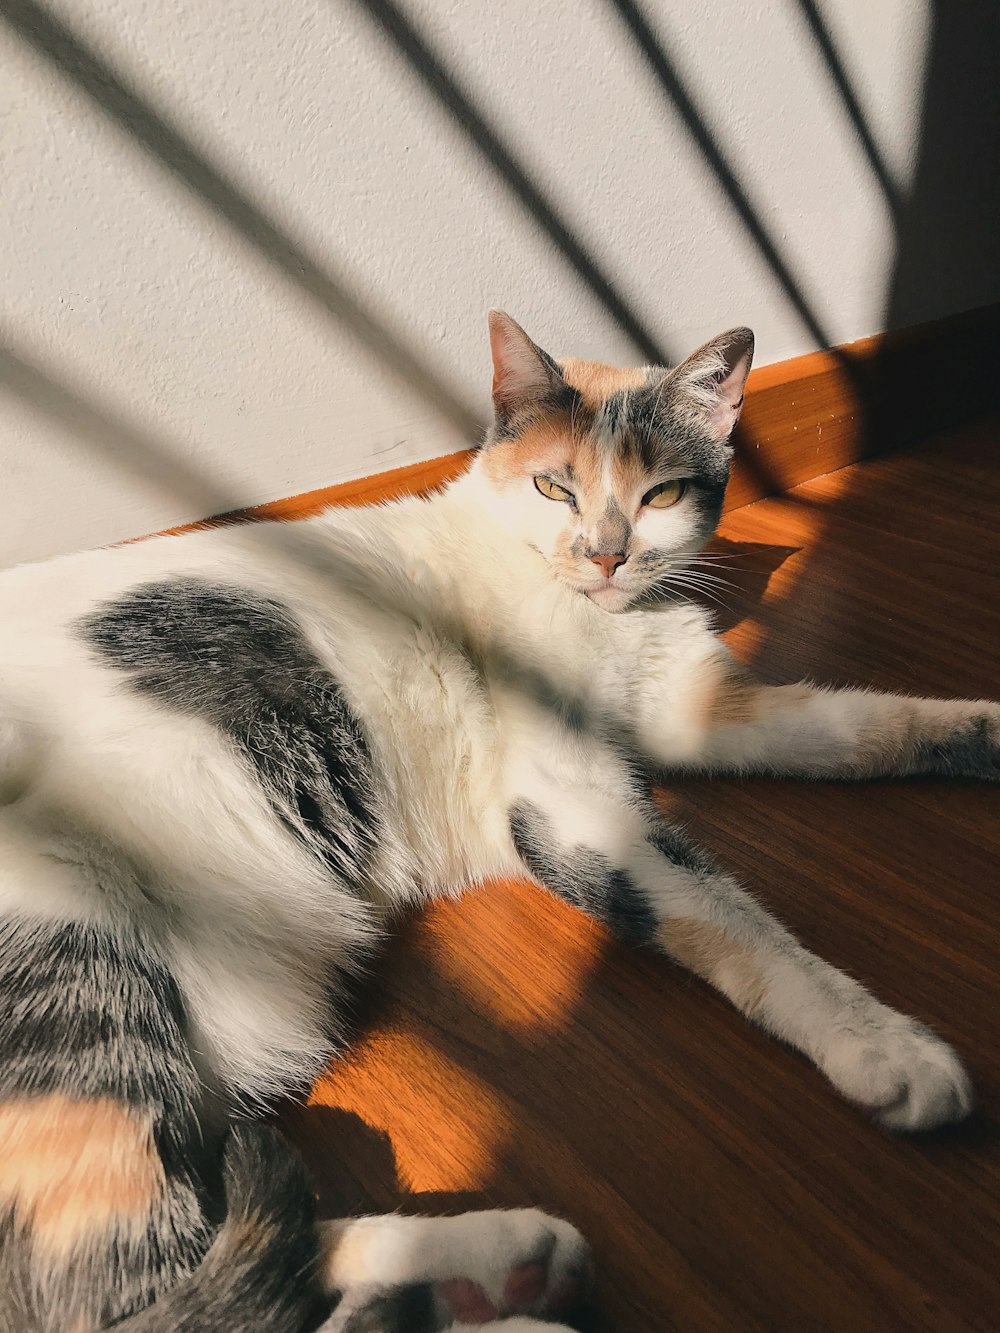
[864,0,1000,454]
[885,1,1000,331]
[0,334,237,520]
[4,0,999,539]
[0,0,486,453]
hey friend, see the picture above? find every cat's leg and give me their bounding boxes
[686,658,1000,779]
[317,1208,589,1332]
[504,746,972,1132]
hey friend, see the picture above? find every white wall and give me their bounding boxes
[0,0,935,563]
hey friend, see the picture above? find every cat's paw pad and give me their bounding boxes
[434,1209,589,1325]
[823,1012,973,1131]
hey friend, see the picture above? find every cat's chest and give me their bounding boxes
[386,623,494,744]
[351,618,504,884]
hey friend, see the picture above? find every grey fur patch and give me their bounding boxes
[0,919,201,1149]
[80,579,385,883]
[592,500,631,557]
[647,822,719,877]
[602,391,626,434]
[613,381,733,553]
[0,916,324,1330]
[912,715,1000,779]
[509,801,658,947]
[0,1193,212,1333]
[621,378,733,481]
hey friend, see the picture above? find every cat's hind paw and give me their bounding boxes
[433,1208,590,1327]
[822,1010,973,1131]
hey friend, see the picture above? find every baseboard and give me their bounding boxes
[188,301,1000,531]
[726,300,1000,508]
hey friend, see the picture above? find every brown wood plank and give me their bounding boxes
[282,414,1000,1331]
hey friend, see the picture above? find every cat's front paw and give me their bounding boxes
[434,1209,590,1328]
[821,1009,973,1131]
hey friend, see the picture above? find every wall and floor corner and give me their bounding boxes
[1,0,999,567]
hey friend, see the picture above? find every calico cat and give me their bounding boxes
[0,309,994,1331]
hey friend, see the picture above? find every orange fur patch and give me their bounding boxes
[660,919,769,1019]
[560,358,649,408]
[0,1094,164,1259]
[481,414,580,485]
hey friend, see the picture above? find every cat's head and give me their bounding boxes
[478,311,753,612]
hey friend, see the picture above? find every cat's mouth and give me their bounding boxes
[582,581,638,613]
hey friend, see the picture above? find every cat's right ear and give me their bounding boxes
[488,310,564,423]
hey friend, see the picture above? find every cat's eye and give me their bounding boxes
[642,480,686,509]
[534,475,574,503]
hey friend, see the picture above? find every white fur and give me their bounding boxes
[318,1210,586,1290]
[319,1206,586,1323]
[0,451,984,1127]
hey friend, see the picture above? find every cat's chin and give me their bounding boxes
[584,583,636,613]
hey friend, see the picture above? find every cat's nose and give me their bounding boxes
[589,553,628,580]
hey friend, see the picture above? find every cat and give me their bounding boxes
[0,308,995,1332]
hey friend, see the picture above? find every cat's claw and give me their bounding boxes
[433,1209,590,1327]
[822,1009,973,1131]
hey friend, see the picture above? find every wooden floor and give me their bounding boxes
[281,417,1000,1332]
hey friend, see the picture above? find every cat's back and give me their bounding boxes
[0,499,419,664]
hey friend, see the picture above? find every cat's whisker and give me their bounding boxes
[686,556,744,569]
[665,566,736,595]
[662,564,739,597]
[656,572,734,612]
[685,554,749,571]
[676,565,737,586]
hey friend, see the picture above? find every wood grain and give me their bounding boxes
[281,414,1000,1332]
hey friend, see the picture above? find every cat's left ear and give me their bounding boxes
[669,327,754,443]
[488,310,565,422]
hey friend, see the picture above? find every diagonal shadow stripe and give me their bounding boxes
[794,0,904,221]
[607,0,848,360]
[0,0,486,443]
[0,330,237,520]
[346,0,670,365]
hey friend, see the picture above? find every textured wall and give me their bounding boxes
[0,0,947,561]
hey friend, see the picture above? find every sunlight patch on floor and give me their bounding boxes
[310,1024,513,1192]
[420,879,606,1032]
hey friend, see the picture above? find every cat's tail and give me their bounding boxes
[115,1121,325,1333]
[0,909,325,1333]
